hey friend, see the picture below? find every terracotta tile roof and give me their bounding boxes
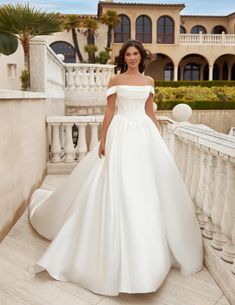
[60,13,98,19]
[181,13,235,18]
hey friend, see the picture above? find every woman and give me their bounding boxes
[29,39,203,296]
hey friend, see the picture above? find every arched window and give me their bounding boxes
[50,41,76,63]
[184,63,200,80]
[212,25,227,34]
[164,63,174,80]
[191,25,207,34]
[114,14,131,43]
[180,25,186,33]
[136,15,152,43]
[157,16,174,43]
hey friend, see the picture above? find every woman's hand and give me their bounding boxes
[98,141,105,158]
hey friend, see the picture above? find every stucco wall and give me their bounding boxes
[0,91,65,241]
[157,109,235,134]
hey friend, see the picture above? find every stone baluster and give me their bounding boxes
[173,135,182,170]
[76,123,88,161]
[89,123,100,151]
[101,68,108,88]
[211,154,228,250]
[168,127,175,156]
[63,123,75,163]
[50,123,61,163]
[220,159,235,263]
[88,67,95,90]
[180,138,189,180]
[184,141,195,191]
[106,67,113,84]
[190,144,202,213]
[95,68,102,91]
[81,66,89,90]
[66,66,74,91]
[232,223,235,274]
[195,146,209,228]
[202,150,218,239]
[160,124,168,144]
[74,66,81,89]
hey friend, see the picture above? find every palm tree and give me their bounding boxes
[63,14,84,63]
[101,10,120,49]
[0,3,64,68]
[82,17,99,63]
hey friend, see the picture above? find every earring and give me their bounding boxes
[124,61,127,69]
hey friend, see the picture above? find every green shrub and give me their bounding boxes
[155,100,235,110]
[155,80,235,88]
[154,85,235,110]
[20,69,30,91]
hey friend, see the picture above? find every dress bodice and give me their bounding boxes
[106,85,155,122]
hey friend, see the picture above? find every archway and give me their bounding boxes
[178,54,209,80]
[145,53,174,80]
[50,41,76,63]
[214,54,235,80]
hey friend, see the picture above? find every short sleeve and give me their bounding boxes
[106,86,117,98]
[150,86,155,96]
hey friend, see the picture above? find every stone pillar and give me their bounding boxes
[174,65,178,81]
[29,38,47,92]
[209,65,213,81]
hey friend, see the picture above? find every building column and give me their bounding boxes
[209,65,213,81]
[174,65,178,81]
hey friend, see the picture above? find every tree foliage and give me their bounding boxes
[0,3,64,67]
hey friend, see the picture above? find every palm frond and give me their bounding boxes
[0,3,63,39]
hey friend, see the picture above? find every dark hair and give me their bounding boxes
[114,39,151,74]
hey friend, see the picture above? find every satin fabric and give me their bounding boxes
[29,85,203,296]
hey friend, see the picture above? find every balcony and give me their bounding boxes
[179,33,235,46]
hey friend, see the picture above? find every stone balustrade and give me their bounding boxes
[29,38,65,97]
[160,121,235,301]
[46,115,172,166]
[180,33,235,45]
[64,63,114,91]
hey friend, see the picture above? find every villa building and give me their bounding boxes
[1,0,235,90]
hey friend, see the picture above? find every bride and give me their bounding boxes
[29,39,203,296]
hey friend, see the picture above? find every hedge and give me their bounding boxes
[155,80,235,88]
[155,100,235,110]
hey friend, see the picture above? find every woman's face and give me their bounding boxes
[124,46,141,69]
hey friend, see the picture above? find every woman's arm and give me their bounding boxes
[98,78,117,158]
[145,93,161,130]
[100,94,116,144]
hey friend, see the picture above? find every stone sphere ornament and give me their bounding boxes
[57,54,65,62]
[172,103,192,122]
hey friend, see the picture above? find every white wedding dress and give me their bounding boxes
[29,85,203,296]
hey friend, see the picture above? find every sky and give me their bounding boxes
[0,0,234,16]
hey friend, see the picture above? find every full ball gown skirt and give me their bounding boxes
[29,85,203,296]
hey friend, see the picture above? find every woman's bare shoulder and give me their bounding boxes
[144,75,155,86]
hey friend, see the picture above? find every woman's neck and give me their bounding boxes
[125,67,141,76]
